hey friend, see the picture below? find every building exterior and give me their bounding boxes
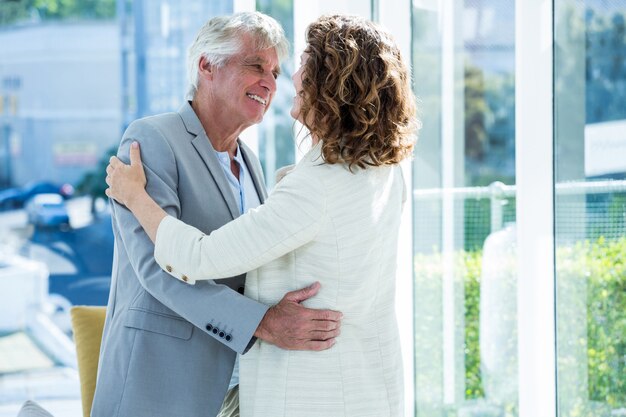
[0,22,120,188]
[119,0,232,126]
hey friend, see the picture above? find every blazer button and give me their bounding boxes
[181,275,189,282]
[212,328,219,335]
[218,331,225,338]
[166,265,173,273]
[225,334,232,342]
[205,324,213,332]
[237,286,245,294]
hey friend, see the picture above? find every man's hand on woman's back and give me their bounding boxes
[254,282,342,351]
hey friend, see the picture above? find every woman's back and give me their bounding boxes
[240,145,405,417]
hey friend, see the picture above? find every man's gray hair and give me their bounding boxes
[186,11,289,99]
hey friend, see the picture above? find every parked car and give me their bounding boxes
[25,193,70,228]
[0,181,74,210]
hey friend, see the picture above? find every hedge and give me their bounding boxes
[413,236,625,416]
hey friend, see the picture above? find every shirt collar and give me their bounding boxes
[214,144,243,168]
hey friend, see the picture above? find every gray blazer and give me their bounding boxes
[91,102,269,417]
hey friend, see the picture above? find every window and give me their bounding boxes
[555,1,626,415]
[411,1,519,415]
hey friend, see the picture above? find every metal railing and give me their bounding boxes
[413,179,626,236]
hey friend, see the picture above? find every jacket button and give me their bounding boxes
[218,331,225,338]
[166,265,173,272]
[181,275,188,282]
[237,286,245,294]
[212,328,219,335]
[225,334,232,342]
[205,324,213,331]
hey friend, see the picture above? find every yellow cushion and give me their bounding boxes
[70,306,106,417]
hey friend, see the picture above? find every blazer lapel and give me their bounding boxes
[191,134,241,219]
[239,141,268,204]
[178,102,240,220]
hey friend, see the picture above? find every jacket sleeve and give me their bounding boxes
[153,162,326,285]
[112,120,268,354]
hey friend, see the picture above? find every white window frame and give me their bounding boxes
[515,1,557,417]
[377,2,416,415]
[407,0,558,415]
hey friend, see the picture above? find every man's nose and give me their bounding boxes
[260,71,277,94]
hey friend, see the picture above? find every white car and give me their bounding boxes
[25,193,70,228]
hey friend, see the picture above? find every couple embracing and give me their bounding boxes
[92,10,418,417]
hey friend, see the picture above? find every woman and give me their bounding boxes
[106,14,418,417]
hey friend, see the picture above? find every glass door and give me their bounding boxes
[554,1,626,416]
[411,1,518,416]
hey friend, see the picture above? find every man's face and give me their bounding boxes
[209,41,280,129]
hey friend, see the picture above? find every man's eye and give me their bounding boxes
[272,72,279,80]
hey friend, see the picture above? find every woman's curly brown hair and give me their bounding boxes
[300,15,419,169]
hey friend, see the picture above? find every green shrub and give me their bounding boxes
[414,236,626,413]
[462,249,484,400]
[558,236,626,408]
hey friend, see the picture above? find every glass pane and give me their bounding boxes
[554,1,626,416]
[122,0,233,120]
[256,0,295,188]
[0,1,234,414]
[412,0,518,416]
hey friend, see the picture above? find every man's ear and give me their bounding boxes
[198,56,214,80]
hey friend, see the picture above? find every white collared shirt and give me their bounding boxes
[214,145,261,215]
[214,144,261,390]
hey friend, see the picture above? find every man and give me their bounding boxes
[91,12,341,417]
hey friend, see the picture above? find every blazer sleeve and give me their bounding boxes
[112,121,268,354]
[153,163,327,285]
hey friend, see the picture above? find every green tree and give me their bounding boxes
[464,64,489,162]
[0,0,115,26]
[585,9,626,123]
[0,0,30,25]
[464,62,516,187]
[75,146,116,214]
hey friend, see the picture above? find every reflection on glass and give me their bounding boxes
[412,1,517,416]
[555,1,626,416]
